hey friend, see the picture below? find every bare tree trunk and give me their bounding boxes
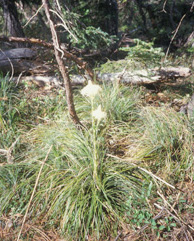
[0,0,27,47]
[42,0,81,126]
[98,0,118,36]
[135,0,147,31]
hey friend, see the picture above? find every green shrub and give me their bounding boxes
[120,39,165,68]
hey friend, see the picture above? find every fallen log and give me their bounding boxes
[12,66,191,87]
[0,48,36,61]
[0,48,36,74]
[99,67,191,85]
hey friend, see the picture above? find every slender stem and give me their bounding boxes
[91,99,98,187]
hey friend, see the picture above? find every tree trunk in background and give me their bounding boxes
[98,0,118,36]
[135,0,147,31]
[0,0,26,47]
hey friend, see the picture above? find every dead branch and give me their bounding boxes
[164,13,186,61]
[0,137,20,164]
[42,0,81,126]
[0,35,94,79]
[23,3,44,28]
[13,66,191,88]
[164,1,194,61]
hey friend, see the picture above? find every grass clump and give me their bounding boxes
[127,107,193,181]
[0,75,21,163]
[0,81,143,240]
[0,75,16,131]
[75,82,142,124]
[1,77,193,240]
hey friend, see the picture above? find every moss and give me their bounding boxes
[97,59,146,73]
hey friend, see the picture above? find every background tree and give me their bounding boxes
[64,0,118,36]
[0,0,25,47]
[119,0,194,47]
[0,0,41,47]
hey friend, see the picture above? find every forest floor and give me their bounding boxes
[0,44,194,240]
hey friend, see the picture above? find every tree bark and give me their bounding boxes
[98,0,118,36]
[135,0,147,31]
[42,0,81,126]
[0,0,26,47]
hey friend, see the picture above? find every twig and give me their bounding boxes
[114,231,122,241]
[55,0,61,11]
[26,224,51,241]
[191,1,194,12]
[172,180,184,210]
[110,33,126,57]
[107,154,176,189]
[164,13,186,62]
[162,0,168,13]
[154,203,192,241]
[137,165,176,189]
[0,137,20,163]
[50,9,78,42]
[23,4,44,28]
[154,202,194,232]
[164,0,194,62]
[16,145,53,241]
[15,71,25,86]
[157,191,194,231]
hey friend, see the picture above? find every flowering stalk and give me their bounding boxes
[81,80,106,188]
[91,98,98,186]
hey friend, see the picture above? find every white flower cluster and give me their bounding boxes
[92,105,106,121]
[80,80,102,99]
[81,80,106,122]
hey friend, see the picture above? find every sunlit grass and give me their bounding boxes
[75,82,142,124]
[0,117,143,240]
[0,82,143,240]
[124,106,194,181]
[1,78,194,240]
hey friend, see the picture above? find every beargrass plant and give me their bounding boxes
[127,106,194,181]
[0,80,143,240]
[75,81,142,124]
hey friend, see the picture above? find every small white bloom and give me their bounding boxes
[80,80,102,99]
[92,105,107,121]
